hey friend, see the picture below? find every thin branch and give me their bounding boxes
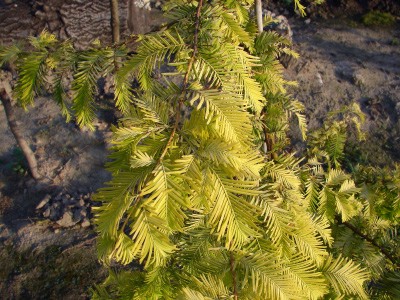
[335,216,399,267]
[256,2,278,160]
[230,250,238,300]
[260,111,277,160]
[119,1,205,231]
[157,0,204,163]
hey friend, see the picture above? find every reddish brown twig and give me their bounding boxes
[158,0,204,163]
[230,250,238,300]
[335,216,399,267]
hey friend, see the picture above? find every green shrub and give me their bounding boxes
[362,11,396,27]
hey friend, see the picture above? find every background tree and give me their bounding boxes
[110,0,120,44]
[0,0,121,180]
[0,86,41,179]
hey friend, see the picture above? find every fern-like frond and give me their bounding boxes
[134,93,171,125]
[304,176,321,212]
[0,44,22,66]
[178,288,212,300]
[287,99,307,140]
[121,30,187,91]
[321,254,370,299]
[326,169,349,186]
[335,194,361,222]
[189,274,230,299]
[225,0,250,25]
[310,214,333,247]
[198,138,263,178]
[206,168,260,249]
[96,234,117,264]
[264,160,301,190]
[195,47,226,88]
[130,151,155,169]
[113,232,139,265]
[110,120,166,151]
[29,30,58,49]
[230,45,264,114]
[114,63,134,115]
[53,76,72,121]
[239,252,297,299]
[238,74,265,115]
[164,3,197,22]
[370,270,400,299]
[286,253,328,299]
[290,211,328,264]
[293,0,307,16]
[190,89,253,144]
[319,186,338,222]
[72,48,114,129]
[195,43,264,114]
[255,59,287,94]
[140,162,189,232]
[253,193,293,246]
[15,51,48,107]
[220,11,253,48]
[255,31,291,58]
[94,166,152,237]
[325,127,346,168]
[318,171,361,222]
[129,208,176,267]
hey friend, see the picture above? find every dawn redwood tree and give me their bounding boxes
[0,0,399,299]
[89,1,397,298]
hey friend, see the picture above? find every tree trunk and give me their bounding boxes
[110,0,120,44]
[255,0,264,34]
[0,88,41,180]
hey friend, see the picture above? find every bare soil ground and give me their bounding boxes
[0,10,399,300]
[0,98,112,299]
[287,18,400,165]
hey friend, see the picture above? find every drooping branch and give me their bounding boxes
[0,88,41,180]
[335,216,399,267]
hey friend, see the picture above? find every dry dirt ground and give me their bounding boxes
[0,98,112,298]
[287,18,400,165]
[0,15,399,300]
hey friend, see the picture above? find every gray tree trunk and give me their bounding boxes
[256,0,264,34]
[0,89,41,180]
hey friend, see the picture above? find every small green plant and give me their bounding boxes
[391,37,400,46]
[280,0,324,14]
[362,11,396,27]
[10,147,28,176]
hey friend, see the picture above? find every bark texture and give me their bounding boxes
[0,0,166,48]
[0,89,41,180]
[110,0,120,44]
